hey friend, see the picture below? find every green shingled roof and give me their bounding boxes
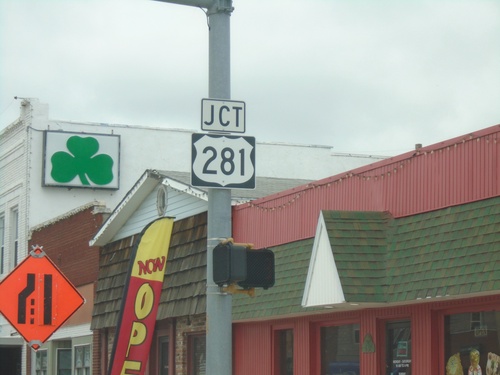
[233,196,500,321]
[386,196,500,302]
[232,238,321,321]
[322,210,390,303]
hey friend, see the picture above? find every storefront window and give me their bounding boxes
[189,334,206,375]
[444,310,500,375]
[385,320,411,375]
[275,329,293,375]
[321,323,360,375]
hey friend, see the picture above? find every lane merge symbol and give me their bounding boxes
[0,245,85,350]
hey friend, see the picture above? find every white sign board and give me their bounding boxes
[201,98,245,133]
[43,131,120,189]
[191,133,255,189]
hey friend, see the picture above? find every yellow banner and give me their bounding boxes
[108,217,174,375]
[131,218,174,281]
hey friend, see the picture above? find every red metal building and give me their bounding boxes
[231,125,500,375]
[233,125,500,248]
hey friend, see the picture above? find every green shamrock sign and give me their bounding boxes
[50,136,114,186]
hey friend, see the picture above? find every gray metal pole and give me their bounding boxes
[154,1,234,374]
[206,3,233,375]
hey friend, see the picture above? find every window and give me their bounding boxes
[385,320,412,375]
[321,323,360,375]
[444,310,499,375]
[353,328,360,344]
[0,215,5,274]
[159,336,170,375]
[75,344,91,375]
[57,348,71,375]
[188,334,206,375]
[470,312,483,330]
[35,350,48,375]
[10,208,19,267]
[274,329,293,375]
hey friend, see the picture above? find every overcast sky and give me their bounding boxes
[1,0,499,155]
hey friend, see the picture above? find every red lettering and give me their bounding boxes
[137,261,148,275]
[153,256,166,272]
[137,256,166,275]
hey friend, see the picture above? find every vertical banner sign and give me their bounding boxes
[108,217,174,375]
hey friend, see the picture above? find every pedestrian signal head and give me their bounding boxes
[213,240,275,290]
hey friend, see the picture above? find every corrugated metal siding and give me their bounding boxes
[233,323,273,375]
[411,303,435,375]
[359,311,377,374]
[234,316,316,375]
[294,318,312,374]
[233,126,500,248]
[233,295,500,375]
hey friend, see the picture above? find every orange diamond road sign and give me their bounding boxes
[0,245,85,350]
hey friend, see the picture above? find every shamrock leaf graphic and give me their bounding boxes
[51,136,114,186]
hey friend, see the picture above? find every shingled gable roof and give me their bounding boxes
[91,169,311,246]
[386,195,500,302]
[91,212,207,330]
[91,171,311,329]
[302,210,390,307]
[232,238,317,321]
[303,196,500,308]
[233,196,500,321]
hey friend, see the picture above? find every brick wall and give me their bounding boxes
[92,328,102,375]
[29,205,104,286]
[175,314,206,375]
[99,315,207,375]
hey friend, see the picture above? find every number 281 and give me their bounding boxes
[202,146,246,176]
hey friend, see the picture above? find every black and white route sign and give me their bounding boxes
[201,98,246,133]
[191,133,255,189]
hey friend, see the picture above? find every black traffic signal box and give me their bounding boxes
[213,242,275,290]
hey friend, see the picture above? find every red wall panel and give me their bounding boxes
[233,125,500,248]
[233,296,500,375]
[233,323,272,375]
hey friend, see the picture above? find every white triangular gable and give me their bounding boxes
[90,170,209,246]
[110,180,208,243]
[302,211,345,307]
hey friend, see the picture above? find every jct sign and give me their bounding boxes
[0,246,84,350]
[201,98,246,133]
